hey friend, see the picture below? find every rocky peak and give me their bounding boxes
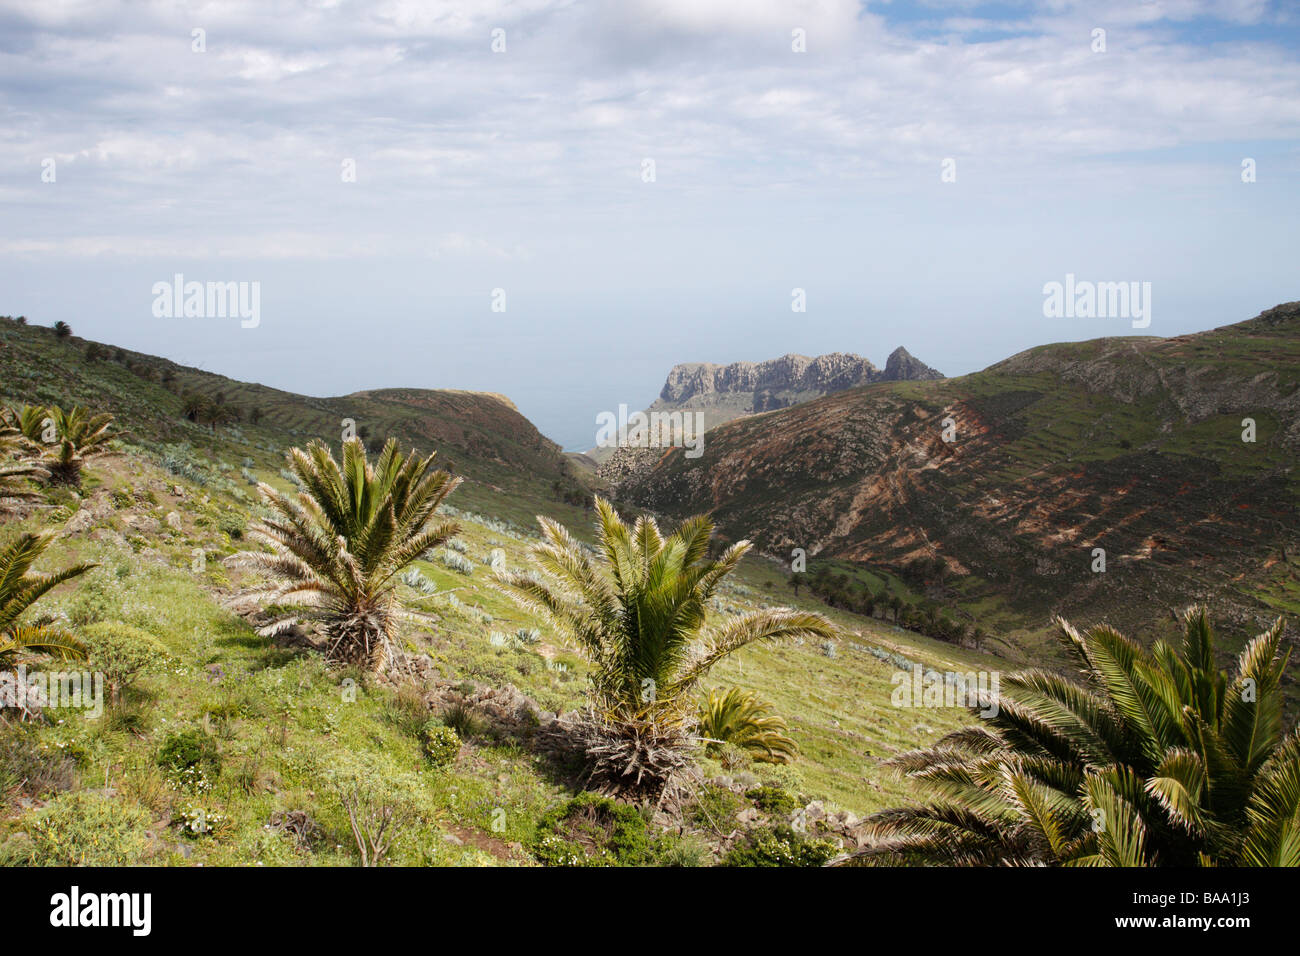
[883,346,943,382]
[659,349,942,404]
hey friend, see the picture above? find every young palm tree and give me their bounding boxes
[5,405,49,447]
[10,404,114,487]
[0,532,92,672]
[851,606,1298,867]
[227,437,461,671]
[698,686,798,764]
[496,497,835,797]
[0,424,47,513]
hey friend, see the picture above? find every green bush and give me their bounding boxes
[689,782,746,830]
[532,792,655,867]
[217,512,244,540]
[13,791,152,865]
[721,824,838,867]
[79,621,167,705]
[157,728,221,793]
[746,785,798,817]
[421,722,461,769]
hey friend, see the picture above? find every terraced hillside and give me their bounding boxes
[612,302,1300,664]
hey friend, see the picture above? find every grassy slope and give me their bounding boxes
[0,320,999,865]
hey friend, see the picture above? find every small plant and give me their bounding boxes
[698,687,798,765]
[78,621,167,706]
[439,701,485,740]
[531,792,656,867]
[331,767,417,867]
[16,791,152,865]
[746,785,798,817]
[0,725,75,800]
[216,511,244,540]
[438,549,475,575]
[1,533,92,678]
[721,824,838,867]
[177,806,227,839]
[688,782,747,831]
[157,728,221,793]
[421,722,461,769]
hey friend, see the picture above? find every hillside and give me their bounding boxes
[0,319,593,523]
[0,314,998,867]
[610,302,1300,667]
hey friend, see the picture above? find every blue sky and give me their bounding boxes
[1,0,1297,450]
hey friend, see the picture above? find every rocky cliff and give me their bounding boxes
[658,347,942,405]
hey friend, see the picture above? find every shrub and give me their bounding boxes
[715,741,749,771]
[746,785,798,817]
[421,722,461,769]
[438,549,475,575]
[0,725,75,800]
[531,792,655,867]
[157,728,221,792]
[217,512,244,540]
[15,791,152,865]
[79,621,167,706]
[721,824,838,867]
[689,782,746,831]
[440,701,485,739]
[655,834,710,867]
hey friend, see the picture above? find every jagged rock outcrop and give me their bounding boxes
[659,349,941,405]
[590,347,943,468]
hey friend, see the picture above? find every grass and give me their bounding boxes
[0,430,998,864]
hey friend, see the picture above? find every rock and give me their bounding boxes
[64,510,95,535]
[165,511,182,530]
[736,807,761,825]
[442,832,463,846]
[123,514,160,534]
[804,800,827,822]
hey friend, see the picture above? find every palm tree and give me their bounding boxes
[6,405,49,447]
[226,437,461,671]
[38,405,114,486]
[698,686,798,764]
[0,421,47,512]
[180,391,208,422]
[850,606,1298,867]
[496,497,835,798]
[0,532,92,673]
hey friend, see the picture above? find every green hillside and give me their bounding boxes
[0,315,996,866]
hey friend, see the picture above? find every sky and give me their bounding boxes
[1,0,1298,451]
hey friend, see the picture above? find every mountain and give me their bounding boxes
[589,346,943,468]
[607,302,1300,661]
